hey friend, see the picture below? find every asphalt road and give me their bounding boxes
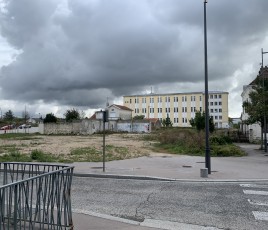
[71,177,268,230]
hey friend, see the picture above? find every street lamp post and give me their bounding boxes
[204,0,211,174]
[261,48,268,153]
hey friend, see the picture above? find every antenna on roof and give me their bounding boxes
[150,86,153,94]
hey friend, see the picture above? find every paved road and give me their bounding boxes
[72,177,268,230]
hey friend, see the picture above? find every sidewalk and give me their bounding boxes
[71,143,268,181]
[71,143,268,230]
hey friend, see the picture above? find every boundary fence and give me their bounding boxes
[0,163,74,229]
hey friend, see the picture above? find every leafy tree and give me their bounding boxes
[162,114,173,127]
[43,113,57,123]
[242,76,268,147]
[3,110,15,121]
[64,108,80,122]
[133,115,145,120]
[190,111,215,133]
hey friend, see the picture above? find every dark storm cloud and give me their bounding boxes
[0,0,268,112]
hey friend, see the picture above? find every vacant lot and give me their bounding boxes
[0,133,155,162]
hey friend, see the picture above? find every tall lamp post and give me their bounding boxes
[261,48,268,153]
[204,0,211,174]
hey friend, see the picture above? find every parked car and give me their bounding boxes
[19,124,31,129]
[0,125,14,130]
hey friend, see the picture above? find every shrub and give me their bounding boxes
[211,145,245,157]
[210,135,232,145]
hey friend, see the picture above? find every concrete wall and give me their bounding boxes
[42,119,151,135]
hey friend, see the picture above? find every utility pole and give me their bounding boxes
[204,0,211,174]
[261,48,268,152]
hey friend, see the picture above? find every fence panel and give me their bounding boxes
[0,163,74,230]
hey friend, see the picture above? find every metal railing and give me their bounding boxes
[0,163,74,229]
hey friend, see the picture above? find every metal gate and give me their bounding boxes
[0,163,74,229]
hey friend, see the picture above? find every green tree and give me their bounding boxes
[43,113,57,123]
[190,111,215,133]
[162,114,173,127]
[133,115,145,120]
[3,110,15,121]
[64,108,80,122]
[242,77,268,147]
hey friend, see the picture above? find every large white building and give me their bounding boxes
[124,91,229,128]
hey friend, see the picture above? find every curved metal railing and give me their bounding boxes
[0,163,74,230]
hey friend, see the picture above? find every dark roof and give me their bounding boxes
[89,113,96,120]
[249,66,268,85]
[109,104,132,111]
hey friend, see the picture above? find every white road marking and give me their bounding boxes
[248,199,268,206]
[141,219,222,230]
[240,184,268,189]
[243,190,268,196]
[252,211,268,221]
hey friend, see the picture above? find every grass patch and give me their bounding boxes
[0,149,31,162]
[68,145,130,162]
[0,133,43,140]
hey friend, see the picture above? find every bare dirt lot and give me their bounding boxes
[0,134,155,160]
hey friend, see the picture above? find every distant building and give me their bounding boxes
[107,104,132,120]
[123,91,229,128]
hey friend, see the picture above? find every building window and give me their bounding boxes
[215,109,218,113]
[150,98,154,103]
[214,95,218,99]
[191,96,196,101]
[219,95,222,99]
[174,97,178,102]
[210,95,213,99]
[215,102,218,106]
[130,99,132,103]
[200,107,202,112]
[200,96,202,101]
[215,116,218,120]
[219,102,222,105]
[210,109,213,113]
[219,116,222,119]
[210,102,213,106]
[219,109,222,112]
[185,96,187,102]
[185,107,187,112]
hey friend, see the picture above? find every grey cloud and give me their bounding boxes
[0,0,267,116]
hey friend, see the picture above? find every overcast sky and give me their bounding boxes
[0,0,268,118]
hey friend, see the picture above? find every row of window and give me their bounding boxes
[172,115,222,124]
[210,101,222,106]
[136,108,223,118]
[173,118,188,124]
[131,94,222,104]
[136,107,223,114]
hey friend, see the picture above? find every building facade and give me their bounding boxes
[123,91,229,128]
